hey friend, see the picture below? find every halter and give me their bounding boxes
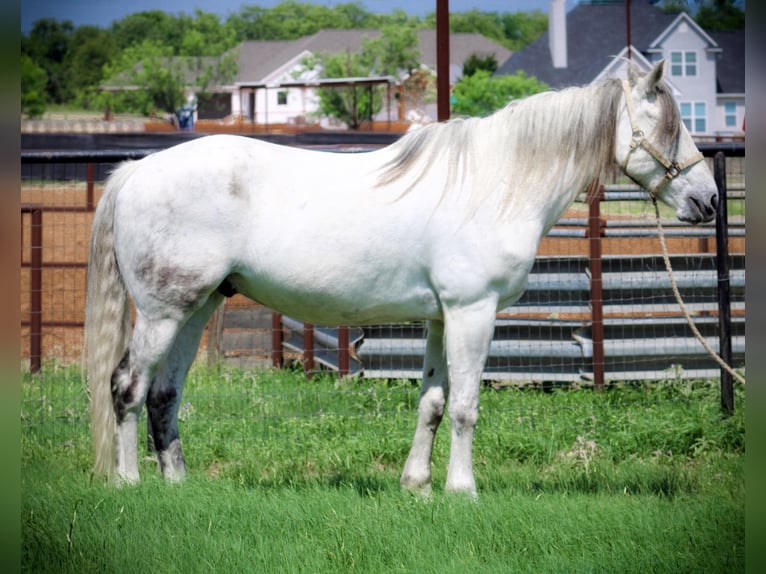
[619,79,704,198]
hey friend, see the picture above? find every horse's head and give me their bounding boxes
[615,60,717,224]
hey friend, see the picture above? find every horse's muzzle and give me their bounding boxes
[680,191,717,224]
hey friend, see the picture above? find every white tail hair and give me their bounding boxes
[84,161,138,478]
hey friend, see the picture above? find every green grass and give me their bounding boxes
[22,365,744,573]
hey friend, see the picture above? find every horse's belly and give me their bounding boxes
[229,267,442,325]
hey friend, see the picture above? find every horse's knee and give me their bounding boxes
[449,400,478,431]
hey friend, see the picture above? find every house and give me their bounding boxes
[496,0,745,140]
[214,29,512,126]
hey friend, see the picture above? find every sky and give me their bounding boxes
[21,0,580,33]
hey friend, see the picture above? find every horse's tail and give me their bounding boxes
[84,161,138,478]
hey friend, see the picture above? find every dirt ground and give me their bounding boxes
[20,182,745,365]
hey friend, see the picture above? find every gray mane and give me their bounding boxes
[375,76,681,213]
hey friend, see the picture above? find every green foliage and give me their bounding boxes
[308,51,377,128]
[226,1,384,41]
[65,26,118,109]
[694,0,745,31]
[109,10,187,51]
[452,69,549,117]
[658,0,745,30]
[21,54,47,118]
[99,10,239,116]
[423,9,548,51]
[462,53,498,77]
[101,40,186,115]
[21,3,551,117]
[305,25,420,128]
[178,9,240,57]
[21,18,75,104]
[499,10,550,51]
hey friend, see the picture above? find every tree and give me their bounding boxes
[65,26,118,109]
[101,40,187,116]
[110,10,185,51]
[100,10,238,117]
[423,9,548,51]
[500,11,548,51]
[226,1,349,40]
[694,0,745,31]
[306,24,421,128]
[21,54,48,118]
[451,70,548,117]
[313,51,378,128]
[448,10,506,47]
[462,53,498,77]
[21,18,74,104]
[659,0,745,30]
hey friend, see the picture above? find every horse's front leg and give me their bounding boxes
[442,301,496,495]
[401,319,448,494]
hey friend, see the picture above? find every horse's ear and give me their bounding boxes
[645,60,667,92]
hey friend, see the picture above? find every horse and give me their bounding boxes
[85,60,717,493]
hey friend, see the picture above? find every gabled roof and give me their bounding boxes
[235,40,304,84]
[234,29,512,84]
[647,11,719,50]
[496,0,744,92]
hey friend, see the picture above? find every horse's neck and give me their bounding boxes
[488,85,612,228]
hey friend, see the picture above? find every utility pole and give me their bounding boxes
[436,0,450,121]
[626,0,632,60]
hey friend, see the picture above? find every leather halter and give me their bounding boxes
[620,79,704,197]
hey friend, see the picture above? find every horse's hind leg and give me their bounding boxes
[111,314,185,484]
[146,292,224,481]
[401,319,448,494]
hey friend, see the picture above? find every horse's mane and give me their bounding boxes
[376,76,680,216]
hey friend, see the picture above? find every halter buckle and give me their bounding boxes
[667,162,681,179]
[629,129,644,150]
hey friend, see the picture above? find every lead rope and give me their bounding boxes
[651,196,745,384]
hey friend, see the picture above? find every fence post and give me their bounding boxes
[587,181,605,391]
[28,207,43,374]
[271,312,283,368]
[714,152,734,416]
[86,162,96,211]
[303,322,315,377]
[338,326,350,376]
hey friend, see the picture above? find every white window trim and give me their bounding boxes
[680,100,707,134]
[670,50,698,77]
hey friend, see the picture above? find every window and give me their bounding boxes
[680,101,706,133]
[724,102,737,128]
[670,51,696,77]
[277,90,288,105]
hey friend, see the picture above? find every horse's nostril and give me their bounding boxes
[710,193,718,211]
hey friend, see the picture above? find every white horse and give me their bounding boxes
[86,61,717,493]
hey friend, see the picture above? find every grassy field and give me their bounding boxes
[22,365,744,573]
